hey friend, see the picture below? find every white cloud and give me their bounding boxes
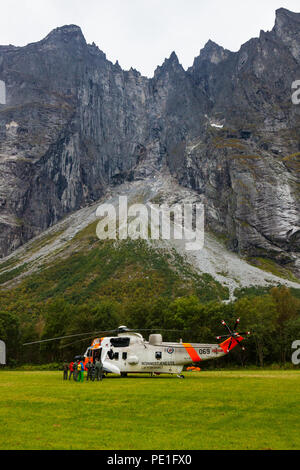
[0,0,299,77]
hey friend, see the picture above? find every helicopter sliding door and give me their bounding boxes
[92,348,102,363]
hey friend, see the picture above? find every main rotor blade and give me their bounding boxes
[59,335,97,350]
[126,329,182,332]
[216,335,230,341]
[235,340,246,352]
[23,330,110,346]
[221,320,232,336]
[226,338,233,354]
[23,327,184,346]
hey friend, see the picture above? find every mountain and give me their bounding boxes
[0,7,300,281]
[1,170,299,298]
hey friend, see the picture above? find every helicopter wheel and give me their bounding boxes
[177,374,185,379]
[121,372,128,378]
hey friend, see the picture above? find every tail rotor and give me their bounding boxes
[216,319,250,354]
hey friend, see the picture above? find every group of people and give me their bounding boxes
[63,357,104,382]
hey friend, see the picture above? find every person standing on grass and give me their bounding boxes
[77,359,85,382]
[94,351,104,381]
[73,360,78,381]
[86,358,93,381]
[91,360,96,381]
[69,361,74,380]
[63,360,69,380]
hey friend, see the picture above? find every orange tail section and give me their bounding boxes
[219,336,244,354]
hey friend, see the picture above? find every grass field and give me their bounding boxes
[0,370,299,450]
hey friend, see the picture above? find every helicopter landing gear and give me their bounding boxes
[121,372,128,378]
[177,374,185,379]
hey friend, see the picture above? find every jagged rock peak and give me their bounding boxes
[201,40,230,62]
[273,8,300,63]
[275,7,300,21]
[274,8,300,35]
[161,51,181,68]
[128,67,141,76]
[168,51,179,63]
[87,42,106,59]
[191,40,230,69]
[203,39,222,50]
[154,51,184,76]
[42,24,86,45]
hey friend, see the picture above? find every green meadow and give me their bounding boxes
[0,370,299,450]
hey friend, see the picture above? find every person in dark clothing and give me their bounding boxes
[91,361,96,381]
[94,350,104,381]
[63,360,69,380]
[86,359,93,381]
[73,360,78,381]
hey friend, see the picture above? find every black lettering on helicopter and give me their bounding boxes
[199,348,211,355]
[142,361,175,366]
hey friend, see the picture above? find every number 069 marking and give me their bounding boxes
[199,348,210,355]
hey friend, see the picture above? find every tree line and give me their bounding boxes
[0,285,299,368]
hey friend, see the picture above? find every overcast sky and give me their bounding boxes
[0,0,299,77]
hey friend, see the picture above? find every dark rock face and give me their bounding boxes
[180,8,300,270]
[0,25,156,253]
[0,9,300,274]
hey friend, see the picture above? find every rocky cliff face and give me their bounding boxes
[0,8,299,276]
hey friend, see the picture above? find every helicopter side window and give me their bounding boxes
[114,352,119,360]
[122,352,127,360]
[110,337,130,347]
[155,352,162,360]
[107,349,114,360]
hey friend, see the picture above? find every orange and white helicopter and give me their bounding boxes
[24,319,250,378]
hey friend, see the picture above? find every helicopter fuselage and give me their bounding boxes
[84,332,227,376]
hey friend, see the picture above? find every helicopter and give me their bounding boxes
[24,319,250,378]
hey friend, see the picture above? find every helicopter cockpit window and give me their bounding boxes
[110,337,130,348]
[87,349,92,358]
